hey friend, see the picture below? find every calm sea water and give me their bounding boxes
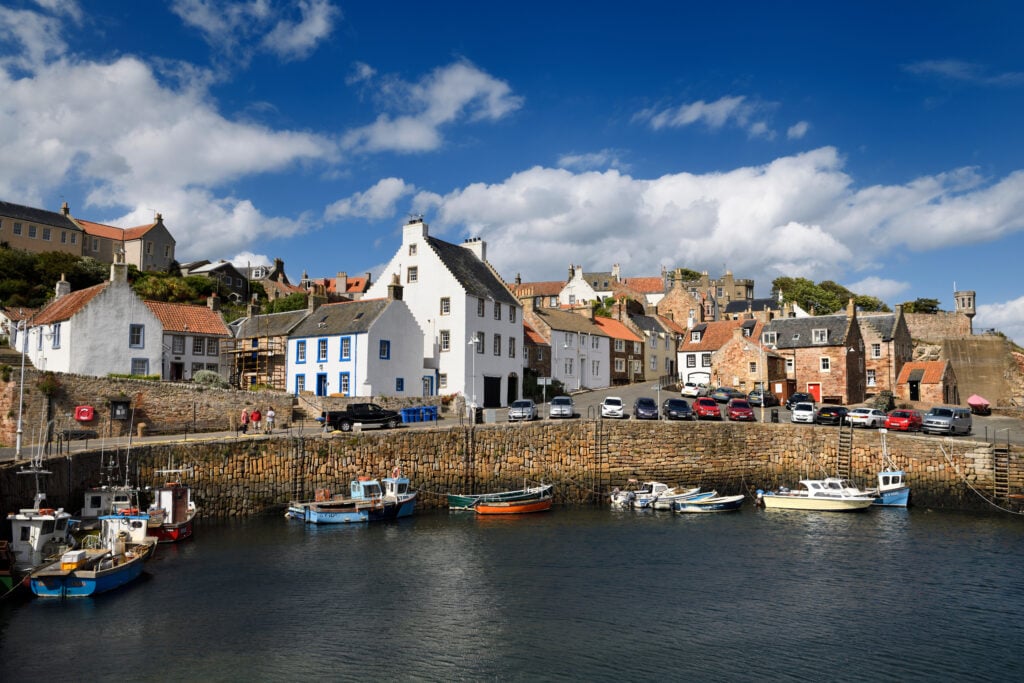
[2,505,1023,682]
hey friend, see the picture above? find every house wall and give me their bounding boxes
[69,279,163,377]
[0,215,82,257]
[162,333,226,381]
[363,303,427,398]
[560,266,598,307]
[905,312,972,342]
[679,350,713,385]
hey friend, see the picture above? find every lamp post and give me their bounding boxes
[15,320,27,460]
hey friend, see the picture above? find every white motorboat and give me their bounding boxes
[652,487,713,510]
[756,478,875,511]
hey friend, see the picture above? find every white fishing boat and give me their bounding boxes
[873,430,911,507]
[756,478,875,511]
[652,487,714,510]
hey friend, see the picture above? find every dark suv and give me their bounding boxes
[785,392,815,411]
[633,397,659,420]
[662,398,696,421]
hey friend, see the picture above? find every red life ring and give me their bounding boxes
[391,466,401,478]
[38,508,56,516]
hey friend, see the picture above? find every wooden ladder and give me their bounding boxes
[994,446,1010,500]
[836,424,854,479]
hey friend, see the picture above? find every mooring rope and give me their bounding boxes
[938,441,1024,516]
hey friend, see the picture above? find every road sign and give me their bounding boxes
[538,377,552,385]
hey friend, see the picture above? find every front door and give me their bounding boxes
[316,373,328,397]
[170,362,184,381]
[807,383,822,402]
[909,380,920,401]
[422,375,434,397]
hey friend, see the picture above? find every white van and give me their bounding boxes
[922,406,972,435]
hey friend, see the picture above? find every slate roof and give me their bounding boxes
[0,200,81,231]
[896,361,948,385]
[426,236,519,307]
[723,297,778,314]
[764,314,851,349]
[32,283,109,325]
[532,308,609,336]
[186,261,241,276]
[233,309,310,338]
[289,299,389,338]
[858,313,898,340]
[143,300,230,336]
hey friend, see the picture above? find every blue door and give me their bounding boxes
[316,373,328,397]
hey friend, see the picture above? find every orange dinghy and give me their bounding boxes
[474,493,553,515]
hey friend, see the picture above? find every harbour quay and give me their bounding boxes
[1,421,1021,518]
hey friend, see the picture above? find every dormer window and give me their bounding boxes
[812,328,828,344]
[762,332,777,345]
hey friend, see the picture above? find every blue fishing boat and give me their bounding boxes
[29,512,157,598]
[673,494,745,513]
[286,469,416,524]
[873,430,911,507]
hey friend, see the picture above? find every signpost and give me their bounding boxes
[538,377,551,409]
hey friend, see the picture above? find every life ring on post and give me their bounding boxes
[391,466,401,479]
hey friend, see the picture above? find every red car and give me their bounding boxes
[885,409,923,431]
[726,398,755,421]
[693,397,722,420]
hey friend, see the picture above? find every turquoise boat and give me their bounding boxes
[286,472,416,524]
[447,483,553,510]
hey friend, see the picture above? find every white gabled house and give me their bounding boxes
[25,258,162,377]
[363,218,523,407]
[286,281,424,397]
[144,298,231,381]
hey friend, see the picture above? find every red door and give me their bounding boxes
[807,383,822,402]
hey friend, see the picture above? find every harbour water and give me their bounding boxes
[2,505,1023,681]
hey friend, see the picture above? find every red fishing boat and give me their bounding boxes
[147,481,197,543]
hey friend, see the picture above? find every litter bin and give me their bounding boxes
[771,409,779,423]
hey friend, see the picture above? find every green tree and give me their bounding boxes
[264,292,308,314]
[672,267,703,282]
[854,295,890,312]
[901,297,941,313]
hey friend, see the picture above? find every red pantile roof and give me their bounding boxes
[621,276,664,294]
[32,283,109,325]
[143,300,230,336]
[76,219,157,241]
[510,281,565,297]
[523,322,547,345]
[592,316,642,342]
[896,361,947,385]
[680,320,755,352]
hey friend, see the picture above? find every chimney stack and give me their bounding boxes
[55,273,71,299]
[387,273,403,301]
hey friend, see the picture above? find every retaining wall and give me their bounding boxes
[1,421,1020,519]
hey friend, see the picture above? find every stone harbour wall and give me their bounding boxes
[1,421,1021,519]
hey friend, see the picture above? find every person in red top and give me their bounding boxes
[250,408,262,433]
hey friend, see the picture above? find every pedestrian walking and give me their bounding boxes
[250,407,262,433]
[240,407,250,434]
[265,407,276,434]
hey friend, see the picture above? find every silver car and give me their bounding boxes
[507,399,537,422]
[548,395,574,419]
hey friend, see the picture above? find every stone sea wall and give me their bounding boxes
[1,421,1020,519]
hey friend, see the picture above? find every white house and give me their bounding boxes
[363,218,523,407]
[25,259,162,377]
[144,298,231,381]
[286,282,424,398]
[523,305,611,391]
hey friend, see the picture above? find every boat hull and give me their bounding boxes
[673,494,745,513]
[474,495,552,515]
[873,486,911,507]
[29,547,149,598]
[448,485,553,510]
[291,495,416,524]
[152,515,195,543]
[760,495,873,511]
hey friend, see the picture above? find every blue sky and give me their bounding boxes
[3,1,1024,342]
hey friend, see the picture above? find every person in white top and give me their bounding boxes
[265,407,276,434]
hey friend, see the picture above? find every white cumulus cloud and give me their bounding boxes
[976,297,1024,346]
[325,178,417,220]
[634,95,776,138]
[846,276,910,301]
[787,121,810,139]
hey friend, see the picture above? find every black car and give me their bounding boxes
[662,398,696,421]
[785,392,815,410]
[816,405,849,426]
[633,397,660,420]
[747,388,780,407]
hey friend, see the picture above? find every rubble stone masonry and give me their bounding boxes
[2,421,1019,518]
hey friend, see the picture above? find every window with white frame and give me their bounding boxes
[131,358,149,375]
[568,294,576,305]
[509,307,516,323]
[686,355,695,367]
[379,340,391,359]
[207,339,219,356]
[396,377,404,392]
[549,296,557,307]
[439,330,450,352]
[193,337,205,355]
[440,297,450,315]
[439,373,447,389]
[812,328,828,344]
[475,332,484,353]
[129,324,144,348]
[28,225,36,238]
[615,358,625,372]
[42,227,51,241]
[701,353,711,367]
[871,343,881,358]
[633,342,641,354]
[508,337,516,358]
[762,331,778,345]
[614,339,624,352]
[51,323,61,348]
[648,334,656,348]
[820,357,831,372]
[592,335,599,349]
[867,369,876,387]
[407,266,418,283]
[477,298,485,316]
[70,233,77,244]
[592,360,600,376]
[564,332,573,346]
[580,334,587,348]
[536,348,544,361]
[339,373,351,395]
[191,362,204,375]
[296,341,306,363]
[318,339,328,361]
[340,337,351,360]
[12,222,22,235]
[172,335,185,354]
[493,334,501,356]
[649,356,657,370]
[749,362,757,374]
[494,302,501,320]
[786,357,794,371]
[296,375,305,393]
[564,357,574,375]
[664,358,671,372]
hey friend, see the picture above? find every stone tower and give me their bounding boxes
[953,289,976,334]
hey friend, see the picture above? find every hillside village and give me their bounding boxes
[2,199,1023,413]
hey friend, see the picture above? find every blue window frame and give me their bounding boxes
[296,340,307,363]
[340,336,352,360]
[379,340,390,360]
[339,372,350,396]
[317,338,328,362]
[129,324,144,348]
[295,375,305,395]
[396,377,404,392]
[51,323,61,349]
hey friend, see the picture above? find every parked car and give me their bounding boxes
[726,398,755,421]
[600,396,625,419]
[710,387,746,403]
[633,397,659,420]
[785,392,815,410]
[548,395,575,419]
[321,403,401,432]
[846,407,888,428]
[662,398,696,421]
[885,409,923,432]
[816,405,849,426]
[747,388,779,407]
[922,406,972,435]
[681,382,710,398]
[790,402,816,424]
[693,397,722,420]
[507,399,537,422]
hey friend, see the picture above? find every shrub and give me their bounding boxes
[193,369,231,389]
